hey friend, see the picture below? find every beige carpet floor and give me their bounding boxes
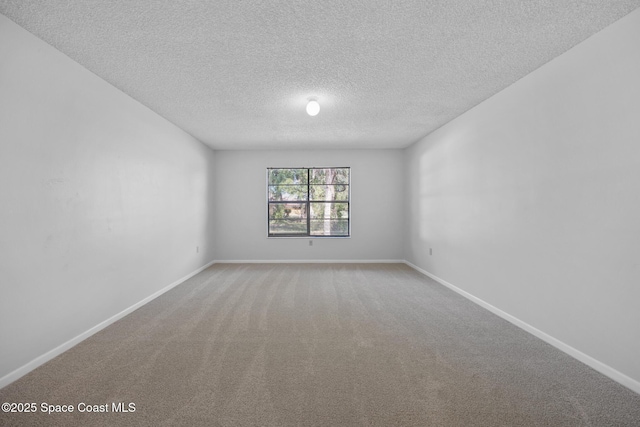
[1,263,639,426]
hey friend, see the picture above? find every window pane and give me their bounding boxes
[309,168,349,185]
[268,169,308,185]
[310,202,349,220]
[269,185,308,201]
[269,219,307,235]
[269,203,307,220]
[310,184,349,201]
[269,203,307,235]
[310,220,349,236]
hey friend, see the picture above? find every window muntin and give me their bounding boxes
[268,167,350,237]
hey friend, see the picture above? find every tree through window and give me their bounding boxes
[268,168,350,237]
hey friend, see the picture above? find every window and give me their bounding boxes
[268,167,350,237]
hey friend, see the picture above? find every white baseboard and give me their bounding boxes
[214,259,405,264]
[403,260,640,395]
[0,259,216,389]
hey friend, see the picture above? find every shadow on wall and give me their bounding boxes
[203,150,216,264]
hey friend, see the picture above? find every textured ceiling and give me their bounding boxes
[2,1,640,150]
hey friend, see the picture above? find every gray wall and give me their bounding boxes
[0,15,216,385]
[214,150,404,261]
[404,9,640,390]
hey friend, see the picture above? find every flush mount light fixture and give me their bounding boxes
[306,100,320,116]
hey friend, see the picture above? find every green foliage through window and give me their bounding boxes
[268,168,350,237]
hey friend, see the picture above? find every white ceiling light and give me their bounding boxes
[306,100,320,116]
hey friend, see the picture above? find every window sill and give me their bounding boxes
[267,236,351,239]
